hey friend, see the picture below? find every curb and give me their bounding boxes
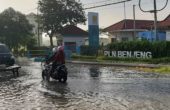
[66,60,160,68]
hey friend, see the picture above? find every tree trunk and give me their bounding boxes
[49,35,53,47]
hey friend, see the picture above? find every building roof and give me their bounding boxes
[157,14,170,29]
[104,19,154,32]
[142,14,170,30]
[61,25,88,36]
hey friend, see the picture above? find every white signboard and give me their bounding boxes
[104,51,152,59]
[88,12,99,26]
[166,31,170,41]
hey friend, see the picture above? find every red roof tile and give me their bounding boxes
[142,15,170,29]
[158,15,170,28]
[104,19,154,32]
[61,25,88,36]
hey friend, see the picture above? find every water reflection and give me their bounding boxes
[41,81,70,106]
[0,61,170,109]
[89,67,101,78]
[0,71,16,82]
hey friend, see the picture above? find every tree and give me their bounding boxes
[39,0,86,46]
[0,8,35,52]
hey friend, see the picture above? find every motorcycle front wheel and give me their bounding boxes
[59,76,67,83]
[42,70,45,80]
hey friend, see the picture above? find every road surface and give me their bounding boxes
[0,59,170,110]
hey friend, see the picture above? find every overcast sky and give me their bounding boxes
[0,0,170,29]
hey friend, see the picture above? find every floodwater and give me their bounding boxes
[0,59,170,110]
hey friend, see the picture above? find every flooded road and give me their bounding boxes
[0,59,170,110]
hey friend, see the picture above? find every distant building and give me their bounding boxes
[85,37,110,46]
[26,13,43,46]
[157,14,170,41]
[140,14,170,41]
[60,25,88,53]
[138,31,166,41]
[104,19,154,42]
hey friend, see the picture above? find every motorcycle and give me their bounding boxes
[41,62,68,83]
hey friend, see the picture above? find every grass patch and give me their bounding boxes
[71,54,170,64]
[71,55,170,74]
[154,67,170,74]
[135,66,170,74]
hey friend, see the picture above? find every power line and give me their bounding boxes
[139,0,168,12]
[83,0,116,6]
[84,0,132,10]
[83,0,155,12]
[83,0,165,11]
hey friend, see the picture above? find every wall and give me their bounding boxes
[166,31,170,41]
[63,36,87,47]
[109,31,134,42]
[84,38,110,46]
[138,31,166,41]
[99,38,110,46]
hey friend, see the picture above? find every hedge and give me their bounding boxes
[80,45,99,56]
[106,41,170,58]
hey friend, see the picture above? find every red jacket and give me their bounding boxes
[55,50,65,64]
[48,49,65,64]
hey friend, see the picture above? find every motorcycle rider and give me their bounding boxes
[46,45,65,75]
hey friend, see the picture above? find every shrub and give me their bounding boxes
[80,45,98,56]
[106,41,170,58]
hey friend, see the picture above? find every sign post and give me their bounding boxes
[88,12,99,53]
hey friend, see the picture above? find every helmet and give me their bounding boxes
[57,46,64,52]
[52,47,57,53]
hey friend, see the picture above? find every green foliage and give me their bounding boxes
[72,54,96,59]
[98,56,170,64]
[28,50,47,55]
[106,41,170,58]
[27,36,37,49]
[74,41,170,63]
[141,66,170,74]
[80,45,98,56]
[71,54,170,64]
[39,0,86,46]
[0,8,34,51]
[97,56,150,63]
[154,67,170,73]
[28,46,50,50]
[167,41,170,56]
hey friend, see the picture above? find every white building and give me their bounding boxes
[104,19,154,42]
[60,25,88,53]
[157,15,170,41]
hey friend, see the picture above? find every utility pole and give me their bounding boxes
[139,0,168,41]
[153,0,158,41]
[133,5,136,39]
[37,4,40,47]
[124,2,127,28]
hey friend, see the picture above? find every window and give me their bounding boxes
[0,45,10,53]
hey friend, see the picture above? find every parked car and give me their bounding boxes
[0,43,15,66]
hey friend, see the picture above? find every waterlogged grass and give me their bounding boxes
[136,66,170,74]
[71,55,170,64]
[154,67,170,74]
[71,55,170,74]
